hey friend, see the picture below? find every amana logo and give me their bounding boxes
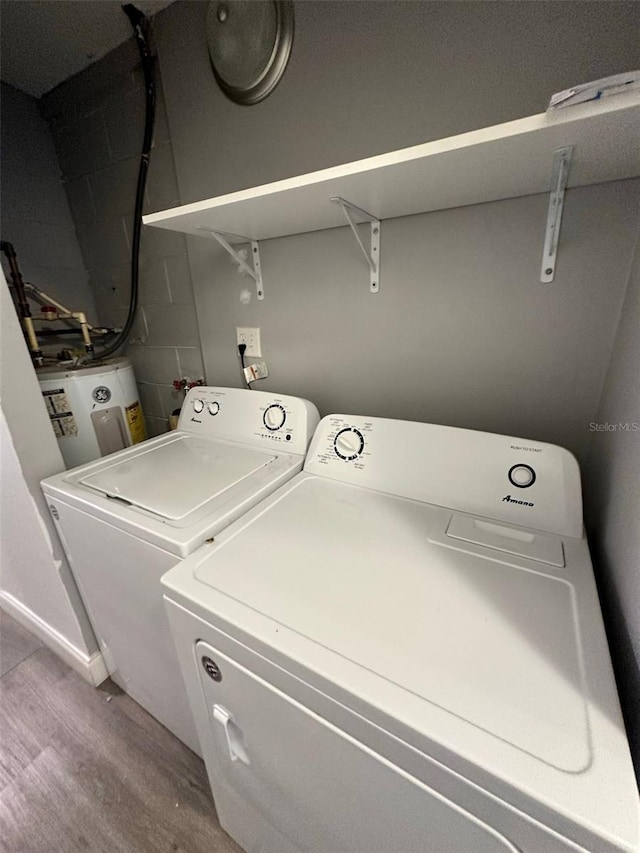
[502,494,534,507]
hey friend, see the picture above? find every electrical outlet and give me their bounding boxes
[236,327,261,357]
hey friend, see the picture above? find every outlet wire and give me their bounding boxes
[238,343,252,389]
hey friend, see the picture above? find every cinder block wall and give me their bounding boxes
[0,82,97,330]
[39,41,204,437]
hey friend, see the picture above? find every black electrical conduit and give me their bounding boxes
[92,3,156,361]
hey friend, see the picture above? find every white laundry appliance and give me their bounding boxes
[162,415,639,853]
[41,386,319,754]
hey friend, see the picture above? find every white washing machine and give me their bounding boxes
[41,386,319,754]
[162,415,639,853]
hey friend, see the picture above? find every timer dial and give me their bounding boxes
[334,427,365,461]
[207,401,220,416]
[263,404,286,431]
[192,399,204,413]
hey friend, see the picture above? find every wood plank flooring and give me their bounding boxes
[0,610,244,853]
[0,612,42,679]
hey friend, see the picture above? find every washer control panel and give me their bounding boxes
[305,415,583,538]
[178,387,320,456]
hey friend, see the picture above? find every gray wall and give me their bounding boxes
[157,1,640,202]
[585,236,640,766]
[154,0,640,463]
[39,41,204,438]
[184,181,639,461]
[0,82,97,325]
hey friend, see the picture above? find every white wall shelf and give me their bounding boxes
[143,92,640,244]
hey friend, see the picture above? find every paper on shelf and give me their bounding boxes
[548,70,640,110]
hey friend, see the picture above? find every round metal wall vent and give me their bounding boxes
[206,0,294,105]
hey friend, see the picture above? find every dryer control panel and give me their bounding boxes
[178,387,320,457]
[305,415,583,539]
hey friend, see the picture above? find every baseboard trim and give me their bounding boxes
[0,592,108,686]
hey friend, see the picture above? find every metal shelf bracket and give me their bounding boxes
[203,229,264,300]
[331,196,380,293]
[540,146,573,284]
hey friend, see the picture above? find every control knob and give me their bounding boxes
[334,427,365,461]
[192,399,204,413]
[208,401,220,416]
[264,404,286,431]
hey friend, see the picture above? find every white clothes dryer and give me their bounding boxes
[162,415,639,852]
[42,386,319,754]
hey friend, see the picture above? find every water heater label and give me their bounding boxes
[42,387,70,414]
[126,401,147,444]
[42,388,78,437]
[50,412,78,437]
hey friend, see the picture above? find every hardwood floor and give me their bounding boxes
[0,611,42,679]
[0,610,244,853]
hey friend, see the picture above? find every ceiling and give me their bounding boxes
[0,0,175,98]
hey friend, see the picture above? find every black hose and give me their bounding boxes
[92,4,156,360]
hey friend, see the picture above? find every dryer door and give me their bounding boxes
[194,640,518,853]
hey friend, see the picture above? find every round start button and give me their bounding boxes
[508,464,536,489]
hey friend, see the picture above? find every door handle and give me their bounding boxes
[213,704,250,765]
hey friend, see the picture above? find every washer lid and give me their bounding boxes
[79,434,276,521]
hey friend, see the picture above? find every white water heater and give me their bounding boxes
[37,357,147,469]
